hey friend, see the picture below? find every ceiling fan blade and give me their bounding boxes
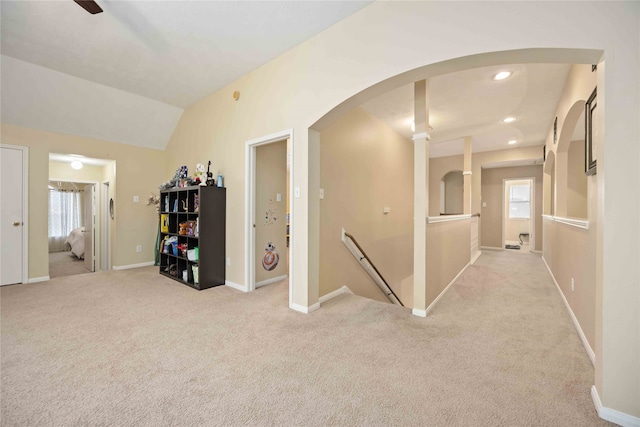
[73,0,103,15]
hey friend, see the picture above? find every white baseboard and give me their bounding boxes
[531,250,542,254]
[319,286,353,304]
[542,256,595,366]
[424,260,472,317]
[412,308,427,317]
[112,261,154,271]
[592,385,640,427]
[470,251,482,264]
[256,274,288,288]
[28,276,50,283]
[480,246,503,251]
[225,280,248,292]
[290,302,320,314]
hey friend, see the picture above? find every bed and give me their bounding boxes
[64,227,85,259]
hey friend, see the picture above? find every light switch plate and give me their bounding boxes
[319,188,324,199]
[295,187,301,198]
[276,193,282,202]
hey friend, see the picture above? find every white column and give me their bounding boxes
[413,80,430,317]
[463,136,472,215]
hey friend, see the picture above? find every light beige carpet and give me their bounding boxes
[1,251,608,426]
[48,251,91,279]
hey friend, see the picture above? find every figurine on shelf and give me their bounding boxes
[181,199,189,212]
[194,163,206,186]
[205,160,215,186]
[178,222,188,235]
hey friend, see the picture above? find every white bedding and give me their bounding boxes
[65,227,85,259]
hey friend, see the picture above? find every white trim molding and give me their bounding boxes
[480,246,504,251]
[427,214,472,224]
[542,256,595,365]
[290,302,320,314]
[592,386,640,427]
[225,280,248,292]
[256,275,288,288]
[462,170,472,175]
[412,308,427,317]
[112,261,154,271]
[27,276,50,283]
[542,214,589,230]
[470,251,482,264]
[424,260,472,317]
[319,286,353,304]
[412,131,430,141]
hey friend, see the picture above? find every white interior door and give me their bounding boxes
[84,184,95,272]
[1,146,25,285]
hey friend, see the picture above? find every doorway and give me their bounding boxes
[502,178,534,252]
[245,129,294,305]
[48,153,115,278]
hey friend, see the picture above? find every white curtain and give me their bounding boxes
[49,190,83,252]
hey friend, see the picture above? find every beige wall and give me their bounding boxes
[443,171,463,214]
[480,166,543,251]
[429,155,463,216]
[542,63,599,372]
[319,107,413,304]
[255,140,288,283]
[426,219,471,306]
[567,139,588,219]
[1,124,166,279]
[49,161,105,183]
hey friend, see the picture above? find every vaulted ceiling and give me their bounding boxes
[2,1,571,157]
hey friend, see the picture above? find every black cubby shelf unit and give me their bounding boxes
[159,185,225,290]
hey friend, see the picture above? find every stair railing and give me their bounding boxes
[341,229,404,306]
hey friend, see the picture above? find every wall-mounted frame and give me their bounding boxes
[585,87,597,176]
[543,144,546,162]
[553,117,558,144]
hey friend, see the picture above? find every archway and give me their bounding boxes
[555,100,587,218]
[441,170,463,214]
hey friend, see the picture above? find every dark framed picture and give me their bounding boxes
[543,144,546,162]
[585,87,597,175]
[553,117,558,144]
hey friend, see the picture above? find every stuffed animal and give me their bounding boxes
[262,242,279,271]
[178,222,189,235]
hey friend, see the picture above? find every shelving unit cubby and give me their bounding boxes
[159,185,225,290]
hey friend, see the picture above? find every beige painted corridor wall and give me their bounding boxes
[319,107,413,304]
[543,64,598,358]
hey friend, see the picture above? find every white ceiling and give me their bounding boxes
[1,1,573,158]
[360,63,572,158]
[1,0,372,108]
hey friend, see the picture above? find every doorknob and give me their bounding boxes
[13,221,22,226]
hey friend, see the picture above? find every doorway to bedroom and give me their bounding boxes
[48,153,115,279]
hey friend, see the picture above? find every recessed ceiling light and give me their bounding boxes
[503,117,516,123]
[70,161,83,170]
[493,71,512,81]
[508,140,518,145]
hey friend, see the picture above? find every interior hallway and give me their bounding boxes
[1,251,606,426]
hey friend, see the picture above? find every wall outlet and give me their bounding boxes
[136,245,142,253]
[226,257,231,266]
[571,277,575,291]
[133,195,139,203]
[482,202,487,208]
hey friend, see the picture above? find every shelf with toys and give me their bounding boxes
[158,183,225,290]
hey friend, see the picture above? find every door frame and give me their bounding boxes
[101,181,110,270]
[48,178,100,270]
[1,144,29,284]
[245,129,294,306]
[502,177,535,252]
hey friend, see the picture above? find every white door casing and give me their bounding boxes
[1,145,28,285]
[84,184,95,272]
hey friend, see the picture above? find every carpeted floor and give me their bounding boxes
[1,250,608,426]
[48,251,91,279]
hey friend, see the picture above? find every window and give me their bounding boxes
[509,184,530,219]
